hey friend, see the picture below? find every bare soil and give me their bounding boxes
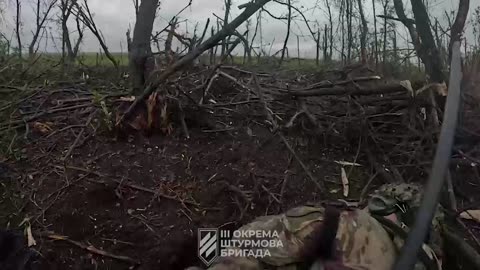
[1,66,480,270]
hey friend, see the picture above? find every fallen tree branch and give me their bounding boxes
[117,0,272,126]
[286,83,409,97]
[62,111,96,161]
[1,103,94,127]
[377,14,415,25]
[47,233,139,264]
[278,133,325,193]
[63,165,198,206]
[252,74,325,193]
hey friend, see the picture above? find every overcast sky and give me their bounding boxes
[0,0,478,58]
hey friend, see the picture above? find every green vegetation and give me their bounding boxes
[76,52,128,67]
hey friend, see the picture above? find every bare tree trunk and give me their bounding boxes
[76,0,118,68]
[249,12,261,64]
[382,0,389,68]
[357,0,368,64]
[449,0,470,59]
[72,15,84,58]
[340,0,345,63]
[372,0,378,67]
[297,35,300,66]
[316,28,320,66]
[165,19,177,63]
[119,0,273,123]
[15,0,22,58]
[29,0,58,57]
[210,27,215,64]
[325,0,333,60]
[129,0,159,90]
[221,0,232,58]
[197,18,211,46]
[244,19,251,64]
[346,0,352,62]
[133,0,139,18]
[410,0,445,82]
[392,29,398,64]
[61,0,83,63]
[279,0,291,66]
[323,26,328,61]
[61,0,73,60]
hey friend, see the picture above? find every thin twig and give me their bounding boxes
[62,111,96,161]
[278,133,325,192]
[63,166,198,206]
[47,234,139,264]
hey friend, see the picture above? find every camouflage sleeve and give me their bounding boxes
[193,206,398,270]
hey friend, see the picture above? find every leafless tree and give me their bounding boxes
[74,0,118,68]
[249,11,261,63]
[129,0,160,89]
[409,0,445,82]
[29,0,58,57]
[381,0,390,67]
[164,19,177,63]
[132,0,139,18]
[60,0,84,62]
[338,0,346,63]
[243,18,251,64]
[273,0,320,59]
[324,0,333,60]
[197,18,210,46]
[323,25,328,61]
[357,0,368,64]
[221,0,232,58]
[346,0,353,62]
[279,0,291,66]
[372,0,378,66]
[316,27,321,65]
[449,0,470,59]
[15,0,21,58]
[120,0,274,123]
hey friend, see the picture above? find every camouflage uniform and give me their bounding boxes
[189,183,442,270]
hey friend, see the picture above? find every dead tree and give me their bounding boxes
[409,0,445,82]
[249,11,261,63]
[197,18,211,46]
[357,0,368,64]
[60,0,84,62]
[273,0,320,58]
[210,27,215,64]
[129,0,160,89]
[296,35,300,65]
[381,0,390,67]
[372,0,378,67]
[324,0,333,60]
[449,0,470,59]
[339,0,346,63]
[75,0,118,68]
[132,0,139,18]
[279,0,292,66]
[244,19,251,64]
[119,0,274,124]
[221,0,232,58]
[164,19,177,63]
[346,0,353,62]
[29,0,58,57]
[323,25,328,61]
[316,27,320,66]
[15,0,21,58]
